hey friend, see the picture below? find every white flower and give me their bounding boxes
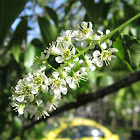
[94,29,112,49]
[94,29,110,40]
[31,49,50,71]
[93,48,118,66]
[85,53,96,71]
[73,21,93,41]
[66,69,87,89]
[13,103,25,115]
[33,70,49,93]
[55,41,76,63]
[56,30,73,46]
[36,106,49,120]
[15,76,33,95]
[51,72,67,95]
[16,95,25,102]
[49,100,58,111]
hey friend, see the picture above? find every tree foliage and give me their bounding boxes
[0,0,140,139]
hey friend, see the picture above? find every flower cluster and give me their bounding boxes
[10,21,118,119]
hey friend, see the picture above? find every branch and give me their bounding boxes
[23,71,140,131]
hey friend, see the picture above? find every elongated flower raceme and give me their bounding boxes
[10,21,118,120]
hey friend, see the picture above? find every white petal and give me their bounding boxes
[69,81,76,89]
[78,59,84,64]
[16,95,25,102]
[97,30,103,35]
[54,88,61,95]
[31,87,38,94]
[111,55,117,59]
[55,56,64,63]
[93,50,100,57]
[36,99,42,106]
[57,37,63,42]
[89,22,93,29]
[72,30,78,36]
[15,85,23,91]
[61,79,66,86]
[60,86,67,94]
[66,30,71,36]
[63,41,69,48]
[81,41,87,48]
[80,67,86,72]
[90,66,96,71]
[41,73,47,81]
[47,78,53,85]
[74,57,79,61]
[52,71,59,78]
[107,40,112,46]
[96,59,103,67]
[110,48,118,52]
[106,29,110,34]
[64,66,71,72]
[43,111,50,117]
[71,47,76,55]
[55,47,61,54]
[41,85,48,92]
[101,42,107,49]
[94,34,101,40]
[81,21,87,29]
[69,62,75,68]
[18,108,24,115]
[29,94,34,102]
[85,53,91,60]
[40,65,46,71]
[66,76,72,84]
[33,70,40,77]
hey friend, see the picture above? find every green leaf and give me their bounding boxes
[31,38,44,48]
[13,116,22,131]
[24,44,35,70]
[38,16,58,45]
[115,88,126,112]
[80,0,111,24]
[113,36,125,60]
[113,34,140,71]
[0,0,28,46]
[8,18,28,49]
[12,44,21,63]
[24,43,43,71]
[99,75,114,87]
[45,6,59,26]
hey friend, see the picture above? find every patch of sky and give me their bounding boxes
[94,0,100,3]
[48,0,66,9]
[11,18,21,30]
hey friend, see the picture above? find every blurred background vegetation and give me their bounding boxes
[0,0,140,139]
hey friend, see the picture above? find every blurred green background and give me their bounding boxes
[0,0,140,139]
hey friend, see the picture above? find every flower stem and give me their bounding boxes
[48,64,57,71]
[57,13,140,72]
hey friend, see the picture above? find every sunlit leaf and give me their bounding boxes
[24,43,42,71]
[13,116,22,131]
[45,6,59,26]
[12,44,21,63]
[115,88,126,112]
[113,34,140,71]
[99,75,114,87]
[38,16,58,45]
